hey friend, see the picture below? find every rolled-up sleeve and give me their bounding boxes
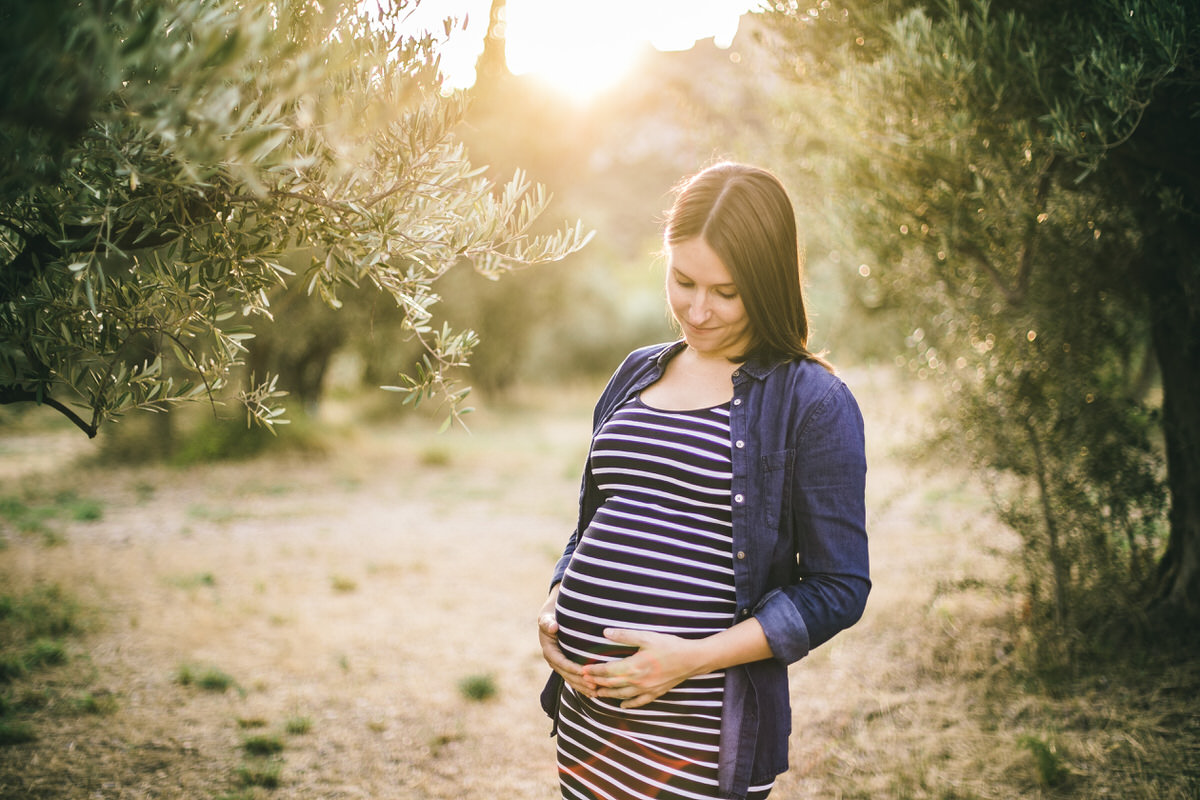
[756,382,870,664]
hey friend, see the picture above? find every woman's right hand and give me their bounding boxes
[538,584,594,697]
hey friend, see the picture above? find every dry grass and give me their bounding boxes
[0,368,1196,799]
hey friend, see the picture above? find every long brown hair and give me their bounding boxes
[664,162,831,370]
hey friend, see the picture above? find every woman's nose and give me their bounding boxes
[687,292,711,322]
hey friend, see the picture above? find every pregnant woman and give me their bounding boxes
[537,162,872,800]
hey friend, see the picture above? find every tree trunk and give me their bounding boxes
[474,0,509,91]
[1148,270,1200,622]
[1025,421,1069,630]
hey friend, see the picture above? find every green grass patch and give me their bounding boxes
[330,575,357,593]
[0,492,104,539]
[418,445,452,467]
[236,717,269,729]
[284,715,312,735]
[1,585,83,639]
[236,759,282,788]
[0,585,82,685]
[458,673,497,702]
[0,496,53,535]
[61,493,103,522]
[1019,734,1070,787]
[166,572,217,590]
[175,663,238,693]
[0,717,36,746]
[242,733,284,756]
[22,639,67,670]
[72,691,119,715]
[0,656,27,684]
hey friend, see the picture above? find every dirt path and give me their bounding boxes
[1,404,595,799]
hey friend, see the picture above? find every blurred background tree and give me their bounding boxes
[447,0,800,393]
[765,0,1198,647]
[0,0,590,439]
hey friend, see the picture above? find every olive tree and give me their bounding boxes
[766,0,1198,638]
[0,0,591,436]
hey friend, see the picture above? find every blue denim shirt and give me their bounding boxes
[543,341,870,800]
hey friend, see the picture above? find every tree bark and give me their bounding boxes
[1148,270,1200,621]
[1115,79,1200,626]
[1024,420,1069,630]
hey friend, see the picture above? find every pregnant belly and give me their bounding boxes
[555,510,737,667]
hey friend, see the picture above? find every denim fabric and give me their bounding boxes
[544,341,870,800]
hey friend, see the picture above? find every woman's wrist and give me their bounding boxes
[700,618,772,673]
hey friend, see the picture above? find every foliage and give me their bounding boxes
[167,414,297,465]
[442,44,747,396]
[767,0,1197,642]
[0,0,592,437]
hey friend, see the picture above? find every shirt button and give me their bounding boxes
[740,609,750,617]
[734,493,744,503]
[735,440,745,449]
[733,398,742,406]
[736,551,746,560]
[732,370,740,378]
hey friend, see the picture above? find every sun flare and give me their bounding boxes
[504,2,648,101]
[504,0,753,101]
[402,0,756,100]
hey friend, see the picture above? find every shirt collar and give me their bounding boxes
[649,340,788,381]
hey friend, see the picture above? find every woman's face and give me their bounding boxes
[665,237,751,361]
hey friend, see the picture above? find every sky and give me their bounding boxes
[402,0,760,99]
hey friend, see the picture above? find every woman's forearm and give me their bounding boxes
[695,617,775,673]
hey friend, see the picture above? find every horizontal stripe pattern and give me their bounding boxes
[556,397,772,799]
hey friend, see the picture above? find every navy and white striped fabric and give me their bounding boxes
[555,396,774,800]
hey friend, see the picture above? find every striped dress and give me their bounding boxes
[554,396,774,800]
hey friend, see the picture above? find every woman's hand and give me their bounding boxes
[582,629,706,709]
[537,585,594,697]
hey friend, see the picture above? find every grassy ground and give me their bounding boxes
[0,367,1196,799]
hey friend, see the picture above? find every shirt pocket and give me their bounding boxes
[759,449,795,531]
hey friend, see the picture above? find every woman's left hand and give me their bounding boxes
[582,628,707,709]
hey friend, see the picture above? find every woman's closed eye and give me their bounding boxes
[674,274,737,299]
